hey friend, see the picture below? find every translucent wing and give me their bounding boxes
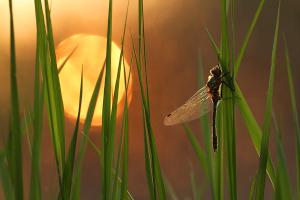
[164,85,213,126]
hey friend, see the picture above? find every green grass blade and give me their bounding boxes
[248,175,257,200]
[34,0,65,190]
[215,103,224,200]
[44,0,66,169]
[109,2,129,198]
[71,63,105,199]
[58,45,78,73]
[29,35,45,200]
[190,169,201,200]
[234,0,266,77]
[164,176,179,200]
[205,28,220,58]
[137,2,166,198]
[119,50,131,200]
[8,1,24,198]
[0,150,14,200]
[254,3,280,199]
[235,84,275,185]
[101,0,113,197]
[120,103,129,200]
[62,68,83,199]
[196,59,218,199]
[131,34,166,199]
[284,38,300,198]
[220,0,237,199]
[182,124,208,176]
[273,113,292,200]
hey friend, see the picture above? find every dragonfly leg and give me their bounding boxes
[221,70,235,92]
[222,80,235,92]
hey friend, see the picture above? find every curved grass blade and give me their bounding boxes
[131,34,166,199]
[253,3,280,198]
[273,113,292,200]
[0,150,14,200]
[61,68,83,199]
[34,0,65,194]
[58,45,78,73]
[44,0,66,169]
[101,0,113,197]
[284,38,300,198]
[220,1,237,199]
[29,44,45,200]
[205,28,220,57]
[234,0,266,77]
[71,63,105,199]
[235,84,275,185]
[8,1,24,198]
[197,60,218,199]
[110,2,130,198]
[183,124,208,176]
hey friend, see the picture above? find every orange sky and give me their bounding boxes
[0,0,300,199]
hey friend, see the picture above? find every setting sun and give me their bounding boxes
[56,34,132,126]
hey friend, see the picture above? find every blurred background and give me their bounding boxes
[0,0,300,199]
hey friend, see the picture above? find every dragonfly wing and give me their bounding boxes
[164,86,213,126]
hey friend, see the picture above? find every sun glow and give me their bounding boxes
[56,34,132,126]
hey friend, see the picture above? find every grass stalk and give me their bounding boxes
[253,2,280,199]
[8,1,24,199]
[284,38,300,198]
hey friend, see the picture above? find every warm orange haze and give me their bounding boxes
[56,34,132,126]
[0,0,300,199]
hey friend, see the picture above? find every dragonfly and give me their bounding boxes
[164,65,233,152]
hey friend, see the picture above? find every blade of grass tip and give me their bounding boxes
[284,38,300,198]
[110,2,129,198]
[34,0,64,189]
[32,0,63,197]
[139,0,150,112]
[113,44,131,200]
[205,28,220,57]
[58,45,78,73]
[102,0,113,198]
[230,0,236,69]
[62,67,83,200]
[131,35,155,199]
[254,2,280,199]
[71,63,105,200]
[220,0,237,199]
[234,0,266,77]
[182,124,208,176]
[197,57,217,199]
[44,0,66,169]
[8,0,23,199]
[272,113,292,200]
[0,150,14,200]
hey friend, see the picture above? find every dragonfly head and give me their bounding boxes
[210,65,222,77]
